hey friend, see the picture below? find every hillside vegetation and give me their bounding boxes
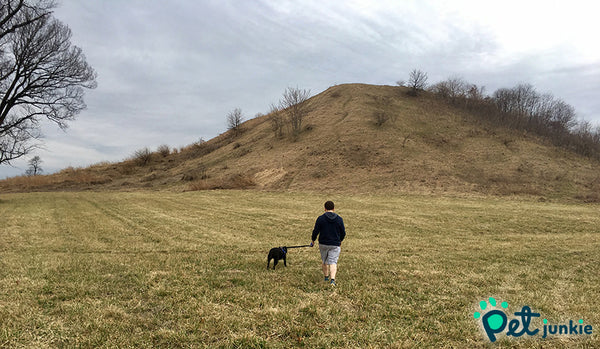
[1,84,599,200]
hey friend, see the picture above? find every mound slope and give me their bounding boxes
[2,84,599,200]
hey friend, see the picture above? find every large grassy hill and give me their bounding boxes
[2,84,599,199]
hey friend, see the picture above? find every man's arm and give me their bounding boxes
[311,218,320,242]
[339,218,346,242]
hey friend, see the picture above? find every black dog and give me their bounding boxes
[267,246,287,270]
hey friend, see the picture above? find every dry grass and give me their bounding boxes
[187,173,256,191]
[1,190,599,348]
[0,167,112,191]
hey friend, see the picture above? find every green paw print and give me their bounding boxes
[474,297,508,330]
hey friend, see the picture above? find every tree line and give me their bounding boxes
[423,74,600,159]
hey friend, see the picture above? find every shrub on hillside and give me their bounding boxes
[369,95,395,127]
[181,165,208,181]
[373,110,389,126]
[157,144,170,157]
[132,147,152,166]
[267,87,312,139]
[180,139,220,160]
[268,104,285,138]
[187,173,255,191]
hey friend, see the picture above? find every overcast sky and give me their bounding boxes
[1,0,599,178]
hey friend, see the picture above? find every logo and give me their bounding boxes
[474,297,593,342]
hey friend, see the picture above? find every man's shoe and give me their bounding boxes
[330,279,336,286]
[324,276,330,282]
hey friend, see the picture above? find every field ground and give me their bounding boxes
[0,190,598,348]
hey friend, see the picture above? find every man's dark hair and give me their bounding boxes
[324,201,335,210]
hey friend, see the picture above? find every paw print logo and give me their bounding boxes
[474,297,509,342]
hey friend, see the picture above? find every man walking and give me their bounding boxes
[310,201,346,286]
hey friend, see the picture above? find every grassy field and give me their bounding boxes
[0,190,598,348]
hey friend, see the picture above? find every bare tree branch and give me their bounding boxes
[226,107,244,135]
[24,153,41,175]
[0,0,54,42]
[280,86,311,136]
[268,103,284,138]
[406,69,428,96]
[0,3,96,164]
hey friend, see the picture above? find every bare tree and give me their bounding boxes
[25,154,42,175]
[429,76,467,101]
[226,107,244,135]
[0,2,96,165]
[0,0,53,41]
[268,103,285,138]
[494,84,538,117]
[466,84,486,101]
[547,98,576,132]
[280,86,311,136]
[407,69,428,96]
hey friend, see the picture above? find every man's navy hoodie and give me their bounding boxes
[312,211,346,246]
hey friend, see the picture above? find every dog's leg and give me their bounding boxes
[283,255,287,267]
[273,259,278,270]
[267,258,271,270]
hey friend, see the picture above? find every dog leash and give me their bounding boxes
[285,244,312,249]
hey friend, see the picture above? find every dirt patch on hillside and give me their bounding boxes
[254,168,287,188]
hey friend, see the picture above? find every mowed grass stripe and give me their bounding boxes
[0,191,599,348]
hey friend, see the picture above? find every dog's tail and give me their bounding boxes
[286,244,312,249]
